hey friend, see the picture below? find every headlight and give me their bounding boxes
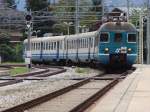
[128,48,132,53]
[105,48,109,51]
[104,48,109,53]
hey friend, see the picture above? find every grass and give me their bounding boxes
[75,67,89,74]
[10,67,29,76]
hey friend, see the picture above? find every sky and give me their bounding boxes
[16,0,146,11]
[16,0,26,11]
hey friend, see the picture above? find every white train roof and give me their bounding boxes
[24,36,65,43]
[42,35,66,41]
[66,31,97,40]
[24,31,97,43]
[24,37,42,43]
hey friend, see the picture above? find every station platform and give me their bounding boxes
[87,64,150,112]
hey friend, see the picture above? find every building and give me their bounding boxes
[0,1,25,44]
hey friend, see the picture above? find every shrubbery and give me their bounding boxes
[0,35,23,62]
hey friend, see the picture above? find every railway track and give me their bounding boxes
[0,66,66,87]
[1,69,133,112]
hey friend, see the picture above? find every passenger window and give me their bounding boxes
[91,38,93,47]
[54,42,56,49]
[128,34,136,42]
[51,42,53,50]
[100,33,109,42]
[114,33,122,42]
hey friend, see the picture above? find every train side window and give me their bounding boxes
[100,33,109,42]
[36,43,38,50]
[48,42,50,50]
[37,43,39,49]
[82,39,84,48]
[59,41,61,49]
[33,43,35,50]
[114,33,122,42]
[128,34,136,43]
[72,40,73,49]
[83,39,85,48]
[39,43,41,50]
[34,43,36,50]
[86,39,88,48]
[54,42,56,50]
[91,38,93,47]
[51,42,53,50]
[46,42,48,50]
[78,40,80,48]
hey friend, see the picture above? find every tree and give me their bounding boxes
[130,9,141,26]
[13,44,23,62]
[6,0,16,8]
[26,0,49,11]
[91,0,102,19]
[52,0,99,34]
[26,0,55,36]
[0,33,15,62]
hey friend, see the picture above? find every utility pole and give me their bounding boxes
[139,14,144,64]
[75,0,79,34]
[102,0,104,16]
[147,0,150,64]
[127,0,130,21]
[25,10,32,70]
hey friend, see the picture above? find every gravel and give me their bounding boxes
[0,67,103,111]
[0,80,78,111]
[47,67,103,80]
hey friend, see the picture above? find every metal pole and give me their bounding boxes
[102,0,104,16]
[75,0,79,34]
[68,25,69,35]
[127,0,130,21]
[27,10,32,70]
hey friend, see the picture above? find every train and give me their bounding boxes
[23,22,138,67]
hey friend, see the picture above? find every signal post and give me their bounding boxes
[25,12,32,70]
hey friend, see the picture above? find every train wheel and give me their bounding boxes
[58,60,65,66]
[90,60,95,68]
[67,60,73,67]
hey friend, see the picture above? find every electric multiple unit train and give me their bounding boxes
[23,22,138,66]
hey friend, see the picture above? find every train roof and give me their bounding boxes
[24,38,42,43]
[66,31,97,39]
[24,36,65,43]
[99,22,137,32]
[42,35,65,41]
[24,31,97,43]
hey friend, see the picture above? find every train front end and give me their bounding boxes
[98,22,137,67]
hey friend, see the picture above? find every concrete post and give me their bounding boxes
[147,9,150,64]
[139,14,143,64]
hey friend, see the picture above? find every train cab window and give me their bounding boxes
[128,34,136,43]
[100,33,109,42]
[114,33,122,42]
